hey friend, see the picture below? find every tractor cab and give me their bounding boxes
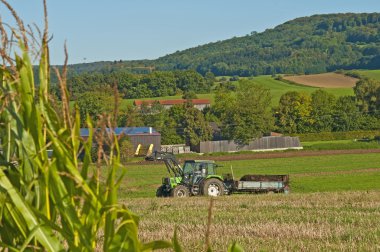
[182,160,217,176]
[182,160,218,190]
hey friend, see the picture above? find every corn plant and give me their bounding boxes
[0,1,173,250]
[0,1,243,251]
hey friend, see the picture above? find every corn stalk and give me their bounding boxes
[0,1,172,251]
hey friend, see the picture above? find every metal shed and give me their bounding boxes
[80,127,161,152]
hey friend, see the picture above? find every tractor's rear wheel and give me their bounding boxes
[171,185,190,198]
[202,178,224,197]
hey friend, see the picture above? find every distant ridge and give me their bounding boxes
[61,13,380,77]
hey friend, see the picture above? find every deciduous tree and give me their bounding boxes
[214,80,273,144]
[354,78,380,113]
[310,89,336,132]
[276,91,312,133]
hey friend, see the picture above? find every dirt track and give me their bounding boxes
[131,149,380,165]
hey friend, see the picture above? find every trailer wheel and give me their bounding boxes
[171,185,189,198]
[202,178,224,197]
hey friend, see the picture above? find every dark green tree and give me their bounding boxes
[214,80,273,144]
[354,78,380,113]
[160,116,185,145]
[76,91,114,125]
[204,71,216,87]
[183,106,213,147]
[332,96,361,131]
[140,102,166,131]
[160,105,187,145]
[310,89,336,132]
[182,91,198,100]
[117,104,144,127]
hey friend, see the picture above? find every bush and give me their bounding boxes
[119,136,135,162]
[182,91,198,100]
[230,75,240,81]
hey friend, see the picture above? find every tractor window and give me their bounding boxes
[207,163,216,175]
[183,162,196,174]
[183,162,207,174]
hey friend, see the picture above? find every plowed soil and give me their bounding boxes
[283,73,358,88]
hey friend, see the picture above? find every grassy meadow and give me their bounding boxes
[357,69,380,80]
[119,152,380,198]
[302,139,380,150]
[247,75,353,105]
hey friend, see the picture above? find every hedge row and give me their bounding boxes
[293,130,380,142]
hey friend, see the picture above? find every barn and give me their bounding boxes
[80,127,161,153]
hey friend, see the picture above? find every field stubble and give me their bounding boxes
[125,191,380,251]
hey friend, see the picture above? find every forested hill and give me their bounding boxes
[153,13,380,76]
[62,13,380,77]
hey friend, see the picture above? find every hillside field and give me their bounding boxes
[121,75,354,108]
[282,72,358,88]
[117,152,380,251]
[357,69,380,81]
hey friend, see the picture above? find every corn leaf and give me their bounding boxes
[0,168,64,251]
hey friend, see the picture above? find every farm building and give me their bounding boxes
[134,99,210,110]
[195,136,302,153]
[80,127,161,153]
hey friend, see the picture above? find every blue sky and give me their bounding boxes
[3,0,380,64]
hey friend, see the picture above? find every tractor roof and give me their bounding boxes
[184,160,215,163]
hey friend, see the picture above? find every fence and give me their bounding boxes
[195,136,302,153]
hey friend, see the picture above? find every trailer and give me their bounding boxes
[224,174,290,194]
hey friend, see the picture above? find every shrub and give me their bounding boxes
[119,136,135,162]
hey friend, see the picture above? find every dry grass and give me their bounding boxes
[283,73,359,88]
[123,191,380,251]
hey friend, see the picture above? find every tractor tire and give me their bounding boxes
[170,185,190,198]
[202,178,224,197]
[156,186,165,197]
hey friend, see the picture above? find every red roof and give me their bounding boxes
[134,99,210,106]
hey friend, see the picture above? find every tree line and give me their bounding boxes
[73,76,380,147]
[51,70,215,100]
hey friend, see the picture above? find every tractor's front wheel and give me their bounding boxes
[156,186,168,197]
[171,185,190,198]
[202,178,224,197]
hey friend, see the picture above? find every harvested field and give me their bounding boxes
[283,73,359,88]
[125,191,380,251]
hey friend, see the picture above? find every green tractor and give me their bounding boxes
[146,151,226,197]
